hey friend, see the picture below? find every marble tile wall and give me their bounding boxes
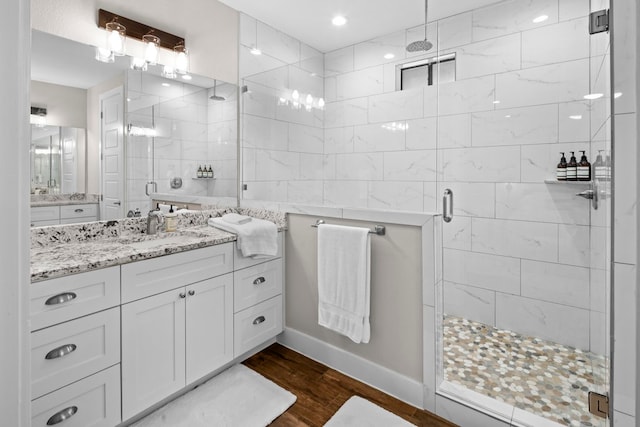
[125,72,237,213]
[238,0,613,354]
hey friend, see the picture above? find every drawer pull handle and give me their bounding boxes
[179,292,186,299]
[45,292,77,306]
[45,344,77,360]
[253,315,266,325]
[253,277,266,285]
[74,209,84,213]
[188,290,195,296]
[47,406,78,425]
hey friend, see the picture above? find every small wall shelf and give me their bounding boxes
[543,179,591,185]
[192,177,216,180]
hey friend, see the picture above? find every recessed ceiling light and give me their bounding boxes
[569,115,583,120]
[182,74,192,81]
[161,83,170,87]
[250,47,262,55]
[583,93,603,100]
[384,53,395,60]
[493,100,501,104]
[332,15,347,26]
[614,92,622,98]
[533,15,548,23]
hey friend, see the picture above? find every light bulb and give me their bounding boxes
[305,94,313,105]
[105,21,126,56]
[143,34,160,65]
[174,44,189,74]
[292,90,300,100]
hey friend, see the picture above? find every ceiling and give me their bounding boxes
[219,0,503,52]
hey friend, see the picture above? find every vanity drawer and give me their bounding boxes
[31,364,121,427]
[30,267,120,331]
[121,243,233,303]
[60,204,98,220]
[31,206,60,222]
[234,296,283,356]
[233,232,283,270]
[31,307,120,399]
[234,259,283,312]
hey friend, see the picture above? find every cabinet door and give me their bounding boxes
[185,273,233,384]
[121,289,186,421]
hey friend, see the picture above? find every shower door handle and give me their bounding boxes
[443,189,453,223]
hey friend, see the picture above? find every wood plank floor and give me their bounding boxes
[243,343,458,427]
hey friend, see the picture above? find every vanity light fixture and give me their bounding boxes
[105,19,126,56]
[174,43,189,74]
[130,57,148,71]
[143,33,160,65]
[95,47,115,63]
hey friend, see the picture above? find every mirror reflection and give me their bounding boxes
[30,29,238,226]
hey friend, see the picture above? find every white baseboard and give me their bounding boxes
[277,328,424,408]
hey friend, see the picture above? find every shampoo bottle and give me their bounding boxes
[165,205,177,232]
[556,152,567,181]
[208,165,214,178]
[567,152,578,181]
[593,150,606,181]
[577,151,591,181]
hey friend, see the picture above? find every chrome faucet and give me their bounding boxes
[146,210,164,235]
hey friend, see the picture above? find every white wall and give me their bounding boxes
[31,80,87,128]
[31,0,239,84]
[1,0,31,425]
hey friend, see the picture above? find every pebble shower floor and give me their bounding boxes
[443,316,608,427]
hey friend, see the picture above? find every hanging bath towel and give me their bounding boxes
[317,224,371,344]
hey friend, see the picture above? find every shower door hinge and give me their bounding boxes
[588,391,609,419]
[589,9,609,34]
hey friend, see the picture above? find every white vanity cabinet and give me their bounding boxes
[31,203,99,227]
[29,267,121,427]
[120,244,234,420]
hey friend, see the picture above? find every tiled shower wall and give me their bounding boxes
[126,71,237,213]
[240,0,609,355]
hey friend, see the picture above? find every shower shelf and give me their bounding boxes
[192,177,216,180]
[543,179,591,185]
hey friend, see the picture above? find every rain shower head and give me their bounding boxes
[407,0,433,52]
[209,80,226,101]
[406,39,433,52]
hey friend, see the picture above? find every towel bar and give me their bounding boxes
[310,219,386,236]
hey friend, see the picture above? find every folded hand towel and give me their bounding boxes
[208,217,278,258]
[317,224,371,344]
[222,213,252,225]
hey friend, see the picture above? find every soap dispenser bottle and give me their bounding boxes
[593,150,606,181]
[577,151,591,181]
[197,165,203,178]
[165,205,177,232]
[567,151,578,181]
[207,165,214,178]
[556,152,567,181]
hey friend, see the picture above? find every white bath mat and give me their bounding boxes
[131,364,296,427]
[324,396,415,427]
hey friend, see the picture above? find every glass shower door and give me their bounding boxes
[435,0,611,425]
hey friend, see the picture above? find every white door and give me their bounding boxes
[121,289,186,421]
[100,87,124,220]
[61,128,76,193]
[185,274,234,384]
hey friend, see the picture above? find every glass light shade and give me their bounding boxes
[143,34,160,64]
[95,47,115,63]
[106,21,126,56]
[174,44,189,74]
[162,65,177,79]
[130,57,148,71]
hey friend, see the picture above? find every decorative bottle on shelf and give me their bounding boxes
[556,152,567,181]
[577,151,591,181]
[604,151,611,181]
[566,151,578,181]
[165,205,177,232]
[197,165,203,178]
[593,150,607,181]
[207,165,214,178]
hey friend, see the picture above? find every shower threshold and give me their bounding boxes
[441,316,607,427]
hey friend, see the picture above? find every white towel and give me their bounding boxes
[222,213,252,225]
[208,217,278,258]
[317,224,371,344]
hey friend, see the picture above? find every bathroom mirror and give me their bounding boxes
[30,29,238,224]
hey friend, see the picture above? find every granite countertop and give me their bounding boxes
[31,226,237,282]
[31,193,100,207]
[30,207,288,283]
